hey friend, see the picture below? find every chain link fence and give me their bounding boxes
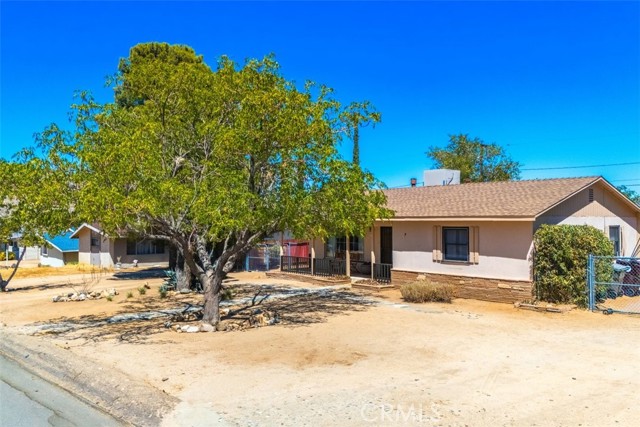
[587,255,640,314]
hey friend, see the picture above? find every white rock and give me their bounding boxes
[185,326,200,333]
[199,323,215,332]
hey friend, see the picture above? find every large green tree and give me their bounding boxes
[426,134,521,182]
[4,43,390,325]
[616,185,640,206]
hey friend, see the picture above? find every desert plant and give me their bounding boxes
[106,295,113,302]
[162,270,177,291]
[126,291,133,298]
[158,288,168,299]
[137,286,146,295]
[533,224,614,306]
[400,281,454,303]
[220,287,234,301]
[72,269,104,296]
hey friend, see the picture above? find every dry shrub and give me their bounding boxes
[400,281,454,303]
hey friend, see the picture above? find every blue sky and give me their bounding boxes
[1,1,639,189]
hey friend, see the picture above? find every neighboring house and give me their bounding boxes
[1,232,39,262]
[40,230,79,267]
[70,223,169,267]
[310,176,640,303]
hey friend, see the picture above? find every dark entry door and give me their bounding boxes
[380,227,392,265]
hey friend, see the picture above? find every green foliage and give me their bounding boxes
[426,134,521,182]
[126,291,133,298]
[2,42,391,324]
[158,288,168,299]
[533,224,614,306]
[400,281,454,303]
[137,286,147,295]
[220,287,234,301]
[106,295,114,302]
[616,185,640,206]
[0,252,15,261]
[339,101,381,165]
[162,270,177,292]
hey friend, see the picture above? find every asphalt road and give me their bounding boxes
[0,353,121,426]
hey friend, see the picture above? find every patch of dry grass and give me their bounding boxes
[11,263,113,279]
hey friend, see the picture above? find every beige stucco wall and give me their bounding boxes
[536,182,640,256]
[75,228,115,267]
[76,228,91,265]
[388,220,534,281]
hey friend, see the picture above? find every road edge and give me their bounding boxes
[0,330,179,426]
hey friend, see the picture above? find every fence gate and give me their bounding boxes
[244,244,281,272]
[587,255,640,314]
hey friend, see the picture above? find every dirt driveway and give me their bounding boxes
[1,270,639,426]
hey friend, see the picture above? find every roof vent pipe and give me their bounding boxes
[410,178,417,187]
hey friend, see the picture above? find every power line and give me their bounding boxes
[522,162,640,171]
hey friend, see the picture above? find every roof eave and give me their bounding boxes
[377,216,536,222]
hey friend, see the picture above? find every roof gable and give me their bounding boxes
[69,223,103,239]
[383,177,606,219]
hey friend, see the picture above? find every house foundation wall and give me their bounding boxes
[391,269,533,304]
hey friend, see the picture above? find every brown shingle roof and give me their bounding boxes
[383,176,601,218]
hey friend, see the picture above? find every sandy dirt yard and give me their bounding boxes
[1,267,639,427]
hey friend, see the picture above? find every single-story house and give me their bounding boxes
[70,223,170,267]
[40,230,79,267]
[310,176,640,302]
[1,232,39,262]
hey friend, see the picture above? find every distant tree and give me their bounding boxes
[426,134,521,182]
[5,43,391,326]
[339,101,381,166]
[616,185,640,206]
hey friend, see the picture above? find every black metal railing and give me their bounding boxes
[313,258,347,277]
[373,263,392,284]
[280,256,311,275]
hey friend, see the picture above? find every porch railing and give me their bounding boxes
[280,256,311,275]
[373,263,392,284]
[314,258,347,277]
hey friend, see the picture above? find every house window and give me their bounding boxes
[126,239,165,255]
[609,226,621,256]
[325,236,364,261]
[90,231,100,248]
[443,227,469,262]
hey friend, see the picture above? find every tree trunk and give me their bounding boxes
[202,271,223,326]
[175,252,192,291]
[168,244,178,271]
[353,125,360,165]
[0,246,27,292]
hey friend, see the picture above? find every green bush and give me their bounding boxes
[0,251,15,261]
[400,281,454,303]
[533,224,614,306]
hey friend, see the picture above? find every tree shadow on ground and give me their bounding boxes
[3,281,74,293]
[26,284,375,344]
[108,267,168,280]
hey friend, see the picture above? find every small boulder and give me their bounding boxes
[199,323,215,333]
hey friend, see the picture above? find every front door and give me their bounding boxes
[380,227,392,265]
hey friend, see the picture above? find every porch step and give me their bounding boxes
[351,280,394,291]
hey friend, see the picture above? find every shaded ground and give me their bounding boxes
[1,271,639,426]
